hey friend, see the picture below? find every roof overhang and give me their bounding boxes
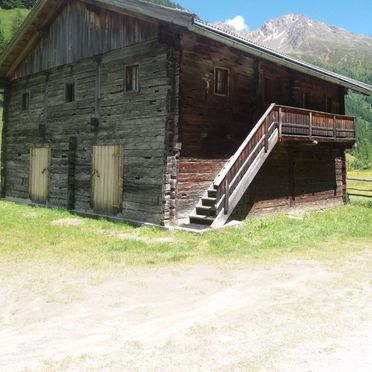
[190,21,372,96]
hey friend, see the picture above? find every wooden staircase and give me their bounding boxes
[189,104,356,228]
[189,103,279,227]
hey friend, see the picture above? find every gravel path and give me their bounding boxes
[0,248,371,371]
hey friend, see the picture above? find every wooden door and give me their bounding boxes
[29,147,51,203]
[91,144,123,214]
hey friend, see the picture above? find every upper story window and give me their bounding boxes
[125,64,139,92]
[65,82,75,103]
[22,92,30,111]
[214,67,229,96]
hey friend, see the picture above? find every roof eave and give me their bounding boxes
[191,21,372,96]
[81,0,194,27]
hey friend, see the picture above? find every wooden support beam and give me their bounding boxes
[224,179,230,214]
[1,87,10,198]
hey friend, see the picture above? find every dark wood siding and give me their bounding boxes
[231,142,346,219]
[177,32,259,219]
[14,0,158,79]
[177,30,347,221]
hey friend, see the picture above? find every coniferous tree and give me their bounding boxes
[10,9,24,34]
[0,22,5,51]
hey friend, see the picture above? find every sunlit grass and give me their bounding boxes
[0,200,371,270]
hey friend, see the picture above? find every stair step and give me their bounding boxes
[207,189,217,198]
[189,215,214,226]
[201,197,216,207]
[196,205,216,217]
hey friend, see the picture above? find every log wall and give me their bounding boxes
[5,39,178,225]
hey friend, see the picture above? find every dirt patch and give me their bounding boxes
[51,218,84,226]
[109,231,177,244]
[0,248,371,371]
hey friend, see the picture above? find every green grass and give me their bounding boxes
[0,8,29,41]
[0,200,371,269]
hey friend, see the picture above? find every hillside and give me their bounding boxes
[0,8,28,41]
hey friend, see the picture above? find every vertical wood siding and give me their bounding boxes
[14,0,158,79]
[230,142,346,220]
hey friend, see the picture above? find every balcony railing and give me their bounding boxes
[277,105,356,140]
[210,104,356,226]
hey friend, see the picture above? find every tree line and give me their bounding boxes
[0,0,34,9]
[0,0,183,10]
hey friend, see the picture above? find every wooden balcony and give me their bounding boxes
[276,105,356,142]
[189,104,356,227]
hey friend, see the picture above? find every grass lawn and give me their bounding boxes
[0,199,371,269]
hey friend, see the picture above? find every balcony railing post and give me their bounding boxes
[354,118,356,139]
[224,179,229,215]
[279,107,283,138]
[309,112,313,138]
[333,116,337,139]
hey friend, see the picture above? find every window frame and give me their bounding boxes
[65,81,76,103]
[125,64,140,93]
[214,67,230,97]
[21,91,30,112]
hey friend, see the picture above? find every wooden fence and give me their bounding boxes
[347,177,372,198]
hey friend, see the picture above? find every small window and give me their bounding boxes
[214,67,229,96]
[22,92,30,111]
[125,65,139,92]
[65,82,75,103]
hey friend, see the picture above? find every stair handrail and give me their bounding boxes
[213,103,277,188]
[213,103,277,189]
[212,103,279,217]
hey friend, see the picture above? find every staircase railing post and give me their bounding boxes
[224,179,229,215]
[279,107,283,138]
[264,117,269,153]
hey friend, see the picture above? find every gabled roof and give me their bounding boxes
[0,0,371,96]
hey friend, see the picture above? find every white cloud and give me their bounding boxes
[225,15,249,31]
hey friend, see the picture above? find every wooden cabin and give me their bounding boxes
[0,0,371,227]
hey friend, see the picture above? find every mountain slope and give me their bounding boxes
[248,14,372,67]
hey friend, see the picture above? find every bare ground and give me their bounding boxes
[0,245,371,371]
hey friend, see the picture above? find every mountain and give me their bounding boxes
[214,14,372,169]
[214,14,372,67]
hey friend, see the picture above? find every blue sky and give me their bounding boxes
[178,0,372,36]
